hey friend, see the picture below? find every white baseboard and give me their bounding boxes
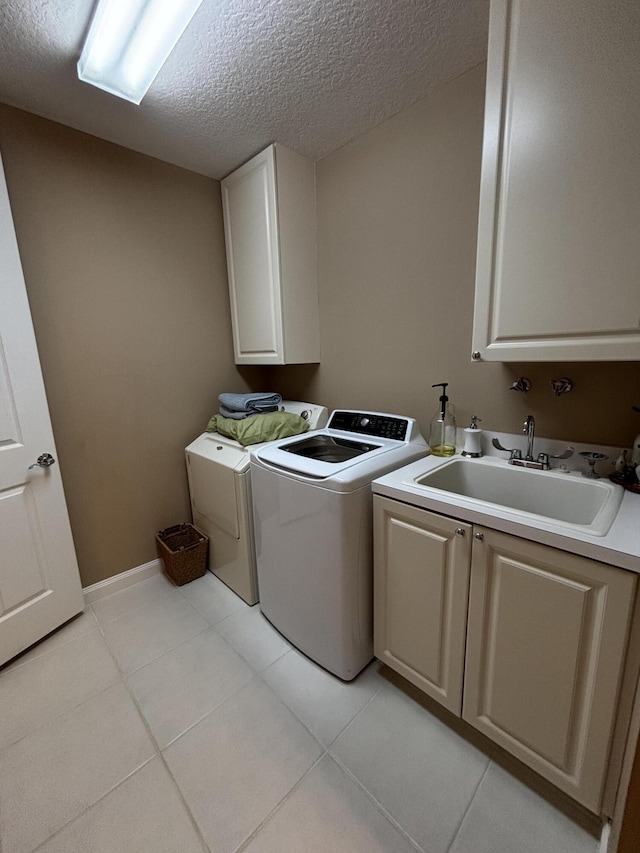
[83,559,163,604]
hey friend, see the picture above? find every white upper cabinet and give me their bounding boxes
[221,144,320,365]
[472,0,640,361]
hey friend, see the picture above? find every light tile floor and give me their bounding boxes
[0,571,603,853]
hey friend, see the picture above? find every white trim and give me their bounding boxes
[83,559,163,604]
[599,820,611,853]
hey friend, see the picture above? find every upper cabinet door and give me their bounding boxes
[472,0,640,362]
[222,147,284,364]
[221,145,320,365]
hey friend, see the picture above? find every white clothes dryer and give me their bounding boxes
[185,401,327,604]
[250,410,428,678]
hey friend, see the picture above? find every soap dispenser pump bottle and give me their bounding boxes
[429,382,456,457]
[461,415,483,458]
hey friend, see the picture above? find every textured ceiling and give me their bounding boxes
[0,0,489,179]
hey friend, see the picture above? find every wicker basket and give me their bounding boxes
[156,523,208,586]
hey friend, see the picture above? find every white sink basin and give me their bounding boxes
[412,457,623,536]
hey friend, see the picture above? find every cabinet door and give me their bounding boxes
[463,528,637,811]
[473,0,640,361]
[221,146,284,364]
[374,496,471,715]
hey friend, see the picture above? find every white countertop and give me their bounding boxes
[372,451,640,573]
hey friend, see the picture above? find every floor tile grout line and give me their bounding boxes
[103,589,288,750]
[143,663,322,853]
[323,674,387,750]
[251,670,330,750]
[94,571,248,633]
[117,661,213,853]
[98,588,206,635]
[233,752,328,853]
[89,603,108,640]
[7,583,205,849]
[115,601,274,683]
[226,641,291,675]
[0,668,125,757]
[256,655,388,751]
[144,658,331,851]
[445,758,492,853]
[328,751,426,853]
[90,604,198,694]
[0,609,100,677]
[156,749,212,852]
[116,621,211,679]
[212,612,294,671]
[91,581,180,627]
[175,579,250,627]
[4,583,598,853]
[29,755,159,853]
[158,671,260,751]
[194,617,288,678]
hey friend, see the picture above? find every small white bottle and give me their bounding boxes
[461,415,483,458]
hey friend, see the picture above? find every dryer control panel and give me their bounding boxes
[328,411,408,441]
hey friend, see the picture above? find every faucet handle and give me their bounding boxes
[549,446,574,461]
[492,438,522,462]
[537,447,575,469]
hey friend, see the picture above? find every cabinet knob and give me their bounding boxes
[455,528,466,537]
[473,532,484,542]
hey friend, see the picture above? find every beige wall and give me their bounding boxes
[0,106,260,587]
[274,63,640,448]
[3,65,640,586]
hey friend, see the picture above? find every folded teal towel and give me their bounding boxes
[218,392,282,417]
[218,392,282,412]
[219,405,278,420]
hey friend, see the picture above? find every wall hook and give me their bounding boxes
[550,378,573,396]
[509,377,531,393]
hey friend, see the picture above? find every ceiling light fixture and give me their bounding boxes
[77,0,204,105]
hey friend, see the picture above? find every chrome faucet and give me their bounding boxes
[492,414,574,470]
[523,415,536,461]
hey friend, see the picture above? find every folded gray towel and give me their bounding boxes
[219,404,278,420]
[218,392,282,413]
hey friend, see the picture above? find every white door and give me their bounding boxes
[0,150,83,666]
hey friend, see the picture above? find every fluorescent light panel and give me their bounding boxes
[78,0,204,104]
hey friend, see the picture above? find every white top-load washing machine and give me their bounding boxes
[250,410,428,679]
[185,402,328,605]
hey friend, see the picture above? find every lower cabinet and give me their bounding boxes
[373,498,471,715]
[373,495,638,813]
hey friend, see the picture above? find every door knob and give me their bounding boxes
[29,453,56,469]
[455,528,466,537]
[473,532,484,542]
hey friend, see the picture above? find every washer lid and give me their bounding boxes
[252,430,401,481]
[281,434,381,463]
[185,433,249,472]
